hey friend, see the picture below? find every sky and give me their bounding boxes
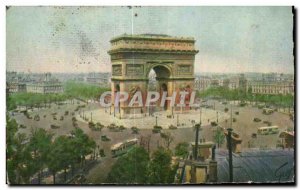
[6,6,294,74]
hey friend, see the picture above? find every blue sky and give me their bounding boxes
[6,6,294,74]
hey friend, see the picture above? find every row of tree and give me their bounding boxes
[198,86,294,107]
[6,115,96,184]
[7,81,110,111]
[106,146,178,184]
[7,93,69,110]
[64,81,110,101]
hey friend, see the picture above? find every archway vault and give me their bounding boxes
[108,34,199,118]
[146,63,172,79]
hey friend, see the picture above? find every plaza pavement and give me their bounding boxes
[76,107,230,129]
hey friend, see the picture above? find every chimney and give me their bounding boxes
[209,160,218,182]
[207,145,217,182]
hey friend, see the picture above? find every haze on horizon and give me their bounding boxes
[6,6,294,74]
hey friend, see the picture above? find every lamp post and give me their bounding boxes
[194,122,200,161]
[227,128,233,182]
[113,105,115,117]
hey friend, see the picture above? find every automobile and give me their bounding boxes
[239,102,247,107]
[258,104,265,109]
[253,118,261,122]
[169,125,178,130]
[99,149,105,157]
[152,126,161,133]
[263,121,272,126]
[263,108,274,115]
[131,127,139,134]
[19,124,27,129]
[50,124,60,129]
[210,121,218,126]
[101,135,110,141]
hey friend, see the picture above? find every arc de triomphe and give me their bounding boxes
[108,34,199,118]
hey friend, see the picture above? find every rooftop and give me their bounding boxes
[216,149,294,183]
[110,33,195,43]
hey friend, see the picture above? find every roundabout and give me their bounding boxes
[76,107,230,129]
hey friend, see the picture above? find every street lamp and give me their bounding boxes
[194,122,201,160]
[226,128,234,182]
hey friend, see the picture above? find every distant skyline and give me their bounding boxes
[6,6,294,74]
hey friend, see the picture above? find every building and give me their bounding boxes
[279,131,294,149]
[194,74,248,93]
[26,73,64,94]
[217,149,294,183]
[176,148,294,183]
[194,77,211,91]
[7,82,26,94]
[175,141,218,183]
[6,71,27,93]
[262,73,286,82]
[249,80,294,96]
[86,72,110,87]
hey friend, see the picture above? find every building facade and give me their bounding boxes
[250,81,294,95]
[86,72,110,87]
[26,73,64,94]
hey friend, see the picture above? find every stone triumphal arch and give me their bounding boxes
[108,34,199,118]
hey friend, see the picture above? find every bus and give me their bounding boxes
[111,138,138,157]
[257,126,279,135]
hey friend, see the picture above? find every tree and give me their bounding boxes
[47,136,75,184]
[7,133,34,184]
[6,115,34,184]
[160,132,174,150]
[214,127,225,148]
[175,142,189,158]
[71,128,96,167]
[28,128,53,184]
[106,146,150,184]
[148,147,173,184]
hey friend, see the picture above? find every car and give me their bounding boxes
[253,118,261,122]
[263,108,274,115]
[101,135,110,141]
